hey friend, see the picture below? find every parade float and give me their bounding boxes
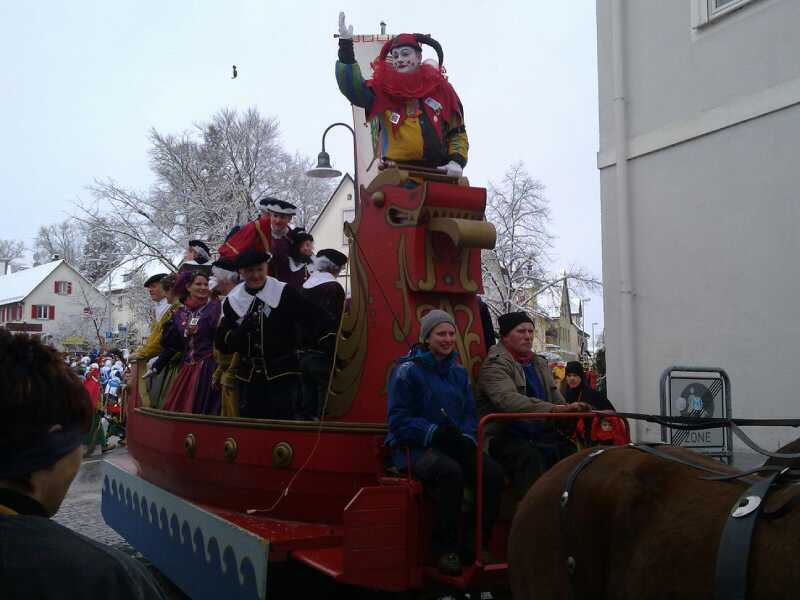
[101,22,512,600]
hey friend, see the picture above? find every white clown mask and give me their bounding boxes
[390,45,422,73]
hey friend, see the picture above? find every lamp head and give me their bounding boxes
[305,151,342,178]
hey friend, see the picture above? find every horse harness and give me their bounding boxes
[558,443,800,600]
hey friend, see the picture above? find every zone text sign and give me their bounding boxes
[667,375,728,452]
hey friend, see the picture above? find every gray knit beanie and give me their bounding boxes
[419,309,456,342]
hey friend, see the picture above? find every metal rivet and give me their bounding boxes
[731,495,761,518]
[183,433,197,458]
[272,442,294,468]
[560,491,569,507]
[223,437,238,462]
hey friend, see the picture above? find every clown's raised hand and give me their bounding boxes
[438,160,463,178]
[338,12,353,39]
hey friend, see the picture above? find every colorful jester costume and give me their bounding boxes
[335,33,468,170]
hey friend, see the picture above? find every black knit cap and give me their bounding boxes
[143,273,168,288]
[234,249,272,269]
[565,361,584,378]
[498,311,535,337]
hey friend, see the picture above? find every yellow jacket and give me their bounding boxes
[137,302,178,360]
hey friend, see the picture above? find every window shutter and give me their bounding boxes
[68,282,72,295]
[54,281,59,293]
[49,306,55,320]
[31,305,36,319]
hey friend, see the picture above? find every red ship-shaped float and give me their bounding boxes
[102,33,512,600]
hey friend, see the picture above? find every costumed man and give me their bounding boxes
[475,312,590,500]
[298,248,347,419]
[133,273,178,408]
[335,12,468,176]
[273,227,314,288]
[180,239,212,274]
[217,197,297,273]
[215,250,321,420]
[209,258,242,417]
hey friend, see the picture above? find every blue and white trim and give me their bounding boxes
[101,461,268,600]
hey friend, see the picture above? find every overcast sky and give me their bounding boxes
[0,0,604,338]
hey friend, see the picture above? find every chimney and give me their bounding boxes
[51,253,61,261]
[0,258,10,276]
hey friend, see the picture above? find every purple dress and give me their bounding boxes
[161,298,221,415]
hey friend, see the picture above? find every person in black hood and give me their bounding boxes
[561,361,616,446]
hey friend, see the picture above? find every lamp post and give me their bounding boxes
[306,122,356,183]
[592,322,599,354]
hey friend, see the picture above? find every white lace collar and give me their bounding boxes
[303,271,338,289]
[226,278,286,318]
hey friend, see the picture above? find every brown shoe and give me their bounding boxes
[437,552,462,576]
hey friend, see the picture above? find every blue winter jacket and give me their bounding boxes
[385,345,478,469]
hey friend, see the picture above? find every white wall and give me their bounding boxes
[597,0,800,451]
[310,176,355,290]
[22,263,109,348]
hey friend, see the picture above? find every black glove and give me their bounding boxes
[431,423,463,459]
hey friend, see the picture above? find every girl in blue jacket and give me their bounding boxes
[386,309,504,577]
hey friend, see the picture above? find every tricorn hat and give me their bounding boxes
[315,248,348,268]
[258,197,297,216]
[288,227,314,245]
[234,249,272,270]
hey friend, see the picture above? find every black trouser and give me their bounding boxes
[238,371,300,420]
[489,433,576,500]
[298,350,332,420]
[412,448,504,557]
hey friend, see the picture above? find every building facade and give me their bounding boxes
[0,260,109,350]
[597,0,799,450]
[309,174,355,293]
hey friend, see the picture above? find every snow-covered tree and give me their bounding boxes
[481,163,599,316]
[79,219,127,283]
[76,107,334,270]
[0,239,25,273]
[32,221,84,266]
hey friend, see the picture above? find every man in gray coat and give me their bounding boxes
[476,311,589,498]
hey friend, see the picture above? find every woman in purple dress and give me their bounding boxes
[155,271,221,415]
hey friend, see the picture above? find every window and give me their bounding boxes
[694,0,762,27]
[342,208,355,246]
[32,305,55,320]
[54,280,72,295]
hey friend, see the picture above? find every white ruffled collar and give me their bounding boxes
[303,271,337,289]
[226,278,286,318]
[154,297,170,321]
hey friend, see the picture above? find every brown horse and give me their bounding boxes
[508,444,800,600]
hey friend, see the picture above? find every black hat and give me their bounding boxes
[288,227,314,245]
[565,361,584,378]
[259,197,297,215]
[143,273,168,288]
[211,258,236,272]
[188,239,210,254]
[234,249,272,269]
[498,311,535,337]
[316,248,348,267]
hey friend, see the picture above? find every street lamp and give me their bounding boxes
[581,298,591,354]
[306,122,356,179]
[592,322,599,354]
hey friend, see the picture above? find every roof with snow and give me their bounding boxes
[0,260,64,305]
[96,254,178,293]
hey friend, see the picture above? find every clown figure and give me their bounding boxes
[335,12,468,177]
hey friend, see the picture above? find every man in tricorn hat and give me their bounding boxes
[217,197,297,277]
[298,248,348,419]
[215,249,321,419]
[336,12,468,176]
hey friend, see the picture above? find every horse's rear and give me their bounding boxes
[509,445,800,600]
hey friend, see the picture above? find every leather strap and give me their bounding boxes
[713,468,787,600]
